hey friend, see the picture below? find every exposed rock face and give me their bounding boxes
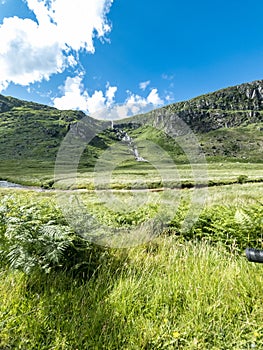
[0,102,9,113]
[0,95,14,112]
[170,80,263,112]
[126,80,263,134]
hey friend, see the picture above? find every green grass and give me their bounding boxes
[54,161,263,190]
[0,239,263,349]
[1,159,260,190]
[2,83,263,347]
[0,186,263,349]
[1,171,263,349]
[199,123,263,161]
[0,160,55,186]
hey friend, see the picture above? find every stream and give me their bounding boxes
[0,181,46,191]
[0,180,24,188]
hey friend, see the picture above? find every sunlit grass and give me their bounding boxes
[0,239,263,349]
[1,160,263,190]
[1,173,263,349]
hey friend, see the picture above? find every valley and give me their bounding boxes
[0,80,263,349]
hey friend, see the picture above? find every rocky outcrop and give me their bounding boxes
[125,80,263,134]
[0,95,14,112]
[168,80,263,112]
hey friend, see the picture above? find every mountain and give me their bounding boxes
[0,94,55,112]
[0,95,111,163]
[1,79,263,167]
[122,79,263,132]
[116,80,263,162]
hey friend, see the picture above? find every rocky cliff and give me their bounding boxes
[126,80,263,133]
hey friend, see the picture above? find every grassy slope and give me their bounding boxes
[0,105,111,161]
[0,99,118,186]
[120,120,263,163]
[0,80,263,182]
[199,123,263,161]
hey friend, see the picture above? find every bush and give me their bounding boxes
[237,174,248,184]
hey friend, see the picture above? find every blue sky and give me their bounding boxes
[1,0,263,119]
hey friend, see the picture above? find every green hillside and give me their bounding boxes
[116,79,263,162]
[1,79,263,186]
[0,95,115,185]
[121,122,263,163]
[0,94,110,161]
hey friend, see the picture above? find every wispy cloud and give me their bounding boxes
[105,88,164,120]
[0,0,114,91]
[165,94,174,102]
[162,73,174,81]
[139,80,150,91]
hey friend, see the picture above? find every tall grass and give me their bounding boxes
[0,238,263,349]
[0,184,263,349]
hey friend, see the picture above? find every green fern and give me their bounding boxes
[0,194,107,275]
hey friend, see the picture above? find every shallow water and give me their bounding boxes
[0,180,23,188]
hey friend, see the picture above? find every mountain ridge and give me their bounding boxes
[1,79,263,164]
[122,79,263,133]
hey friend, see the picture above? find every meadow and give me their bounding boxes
[0,160,263,189]
[0,163,263,349]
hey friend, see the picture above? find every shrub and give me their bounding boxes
[237,174,248,184]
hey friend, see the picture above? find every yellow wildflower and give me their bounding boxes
[173,331,180,339]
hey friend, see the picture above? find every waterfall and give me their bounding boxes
[113,127,148,162]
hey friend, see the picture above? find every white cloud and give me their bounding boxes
[53,75,117,114]
[0,16,65,87]
[105,85,118,106]
[126,92,147,107]
[139,80,150,91]
[165,95,173,102]
[126,88,163,107]
[106,88,164,120]
[48,0,113,52]
[53,76,89,111]
[146,88,164,105]
[164,90,175,103]
[86,90,107,114]
[53,76,164,120]
[0,0,113,91]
